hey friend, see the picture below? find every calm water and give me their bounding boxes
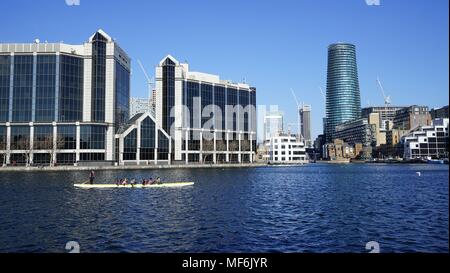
[0,164,448,253]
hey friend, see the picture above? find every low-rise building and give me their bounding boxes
[266,133,306,163]
[430,105,449,120]
[403,118,449,159]
[393,105,431,130]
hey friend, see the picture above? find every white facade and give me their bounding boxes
[0,30,131,165]
[266,133,307,163]
[403,118,449,159]
[155,55,257,163]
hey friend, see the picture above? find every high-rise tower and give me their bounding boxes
[325,43,361,142]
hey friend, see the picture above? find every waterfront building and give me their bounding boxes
[265,132,306,163]
[325,43,361,142]
[430,105,449,120]
[0,30,133,165]
[402,118,449,159]
[264,111,283,141]
[300,105,312,147]
[393,105,431,130]
[155,55,257,164]
[333,115,378,147]
[361,106,407,130]
[130,97,154,117]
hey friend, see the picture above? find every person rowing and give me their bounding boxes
[156,177,162,185]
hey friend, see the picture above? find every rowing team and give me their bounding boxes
[115,177,162,186]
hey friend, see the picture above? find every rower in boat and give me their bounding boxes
[89,170,95,185]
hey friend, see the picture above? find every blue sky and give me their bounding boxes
[1,0,448,139]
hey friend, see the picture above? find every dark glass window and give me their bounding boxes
[80,153,105,161]
[34,125,53,150]
[0,126,6,150]
[201,83,213,128]
[140,117,156,160]
[239,90,249,132]
[115,60,130,131]
[58,125,76,149]
[158,130,169,160]
[36,55,56,122]
[123,128,137,160]
[91,32,107,122]
[214,85,226,131]
[56,153,75,165]
[186,81,200,129]
[12,55,33,122]
[11,126,30,150]
[226,87,238,131]
[59,55,83,121]
[162,59,175,133]
[80,125,106,149]
[0,56,10,122]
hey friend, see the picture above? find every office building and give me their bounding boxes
[300,105,312,147]
[361,106,406,130]
[265,132,306,163]
[325,43,361,142]
[0,30,133,165]
[264,111,283,141]
[430,105,449,120]
[333,116,376,147]
[155,55,257,164]
[403,118,449,159]
[393,105,431,130]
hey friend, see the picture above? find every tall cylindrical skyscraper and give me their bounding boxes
[325,43,361,142]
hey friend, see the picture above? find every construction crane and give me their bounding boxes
[377,77,391,107]
[376,77,392,130]
[137,59,154,99]
[318,86,326,102]
[290,88,303,140]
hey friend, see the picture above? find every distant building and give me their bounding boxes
[393,105,431,130]
[130,97,153,117]
[403,118,449,159]
[333,115,377,147]
[300,105,312,147]
[151,89,157,114]
[361,106,407,130]
[264,111,283,141]
[323,139,371,161]
[430,105,449,120]
[325,43,361,142]
[266,133,306,163]
[314,134,326,159]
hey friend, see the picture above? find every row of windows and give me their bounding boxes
[0,125,107,150]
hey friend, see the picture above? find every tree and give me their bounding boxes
[202,139,214,163]
[35,134,65,166]
[0,140,6,166]
[16,136,32,167]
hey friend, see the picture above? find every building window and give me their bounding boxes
[36,55,56,122]
[58,125,76,149]
[11,126,30,150]
[91,32,107,122]
[140,117,156,160]
[123,128,137,160]
[80,125,106,149]
[12,55,33,122]
[59,55,83,121]
[162,58,175,133]
[0,56,10,122]
[115,60,130,131]
[34,126,53,150]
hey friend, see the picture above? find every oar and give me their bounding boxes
[81,180,90,184]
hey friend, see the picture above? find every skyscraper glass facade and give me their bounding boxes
[325,43,361,142]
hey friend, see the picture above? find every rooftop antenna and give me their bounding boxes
[137,59,155,99]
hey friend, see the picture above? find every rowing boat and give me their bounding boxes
[74,182,194,189]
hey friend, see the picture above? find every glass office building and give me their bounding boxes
[325,43,361,142]
[0,30,132,165]
[155,55,257,163]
